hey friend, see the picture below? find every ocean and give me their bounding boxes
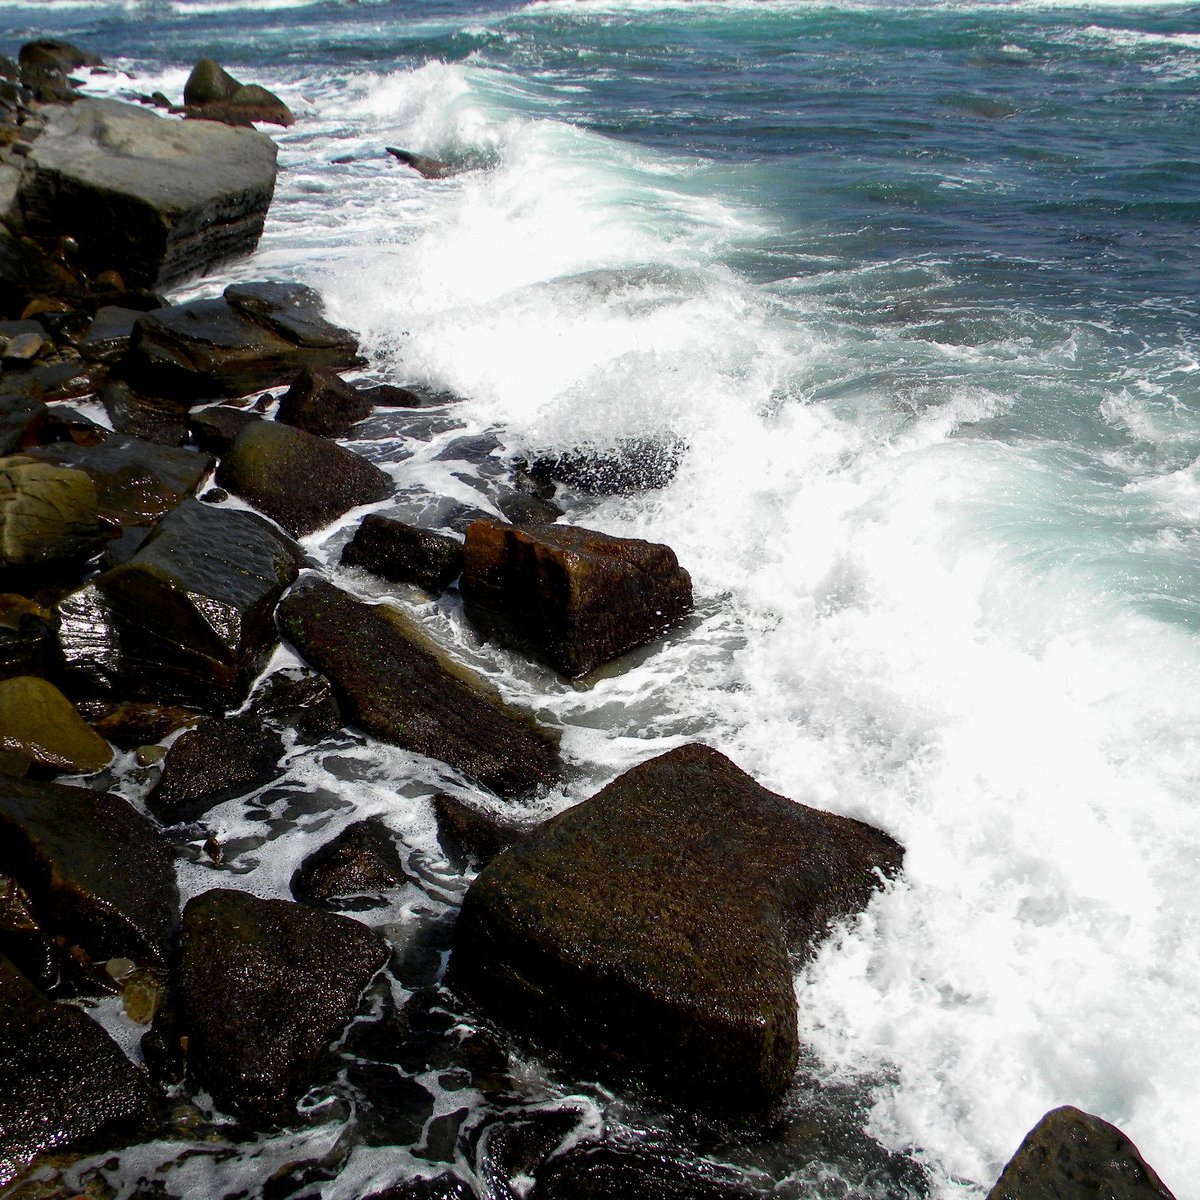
[3,0,1199,1196]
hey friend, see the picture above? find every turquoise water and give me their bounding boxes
[5,1,1200,1196]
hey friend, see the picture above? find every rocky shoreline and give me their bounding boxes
[0,39,1177,1200]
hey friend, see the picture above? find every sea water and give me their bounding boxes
[3,0,1199,1196]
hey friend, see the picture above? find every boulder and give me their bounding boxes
[291,818,410,910]
[17,40,103,74]
[250,666,342,740]
[183,59,294,128]
[0,393,47,455]
[450,743,903,1113]
[0,954,151,1187]
[16,99,277,290]
[179,888,389,1125]
[147,711,285,824]
[100,381,189,447]
[78,700,198,750]
[75,305,144,363]
[987,1106,1176,1200]
[27,435,213,526]
[278,578,560,798]
[0,676,112,775]
[56,497,300,708]
[530,1144,757,1200]
[461,520,693,677]
[217,420,392,537]
[0,775,178,970]
[125,284,361,400]
[189,403,260,454]
[277,366,373,437]
[182,57,240,106]
[433,792,521,870]
[386,147,456,180]
[341,514,463,592]
[0,456,102,577]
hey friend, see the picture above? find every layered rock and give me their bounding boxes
[0,775,178,970]
[342,514,463,592]
[987,1106,1176,1200]
[0,954,152,1186]
[124,283,361,400]
[56,497,300,708]
[15,98,277,289]
[461,520,693,677]
[179,888,389,1125]
[278,578,559,797]
[217,420,393,536]
[451,743,903,1112]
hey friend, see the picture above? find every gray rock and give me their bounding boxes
[16,99,276,289]
[451,743,903,1113]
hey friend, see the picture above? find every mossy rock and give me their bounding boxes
[0,676,111,775]
[0,457,101,571]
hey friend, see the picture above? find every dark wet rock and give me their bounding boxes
[147,711,285,824]
[56,498,300,708]
[36,404,109,448]
[433,792,522,870]
[75,305,143,363]
[77,700,198,751]
[277,365,373,437]
[17,99,277,290]
[27,435,212,526]
[386,147,457,180]
[0,393,47,455]
[986,1106,1176,1200]
[0,775,178,969]
[251,666,342,740]
[99,522,151,570]
[125,284,360,401]
[341,515,463,592]
[0,456,102,576]
[496,490,563,527]
[0,954,151,1187]
[365,1173,478,1200]
[291,818,409,910]
[530,1143,759,1200]
[478,1109,585,1195]
[100,381,189,447]
[179,887,389,1125]
[0,228,69,323]
[451,743,904,1114]
[217,420,392,537]
[183,58,294,128]
[0,594,55,681]
[529,438,685,496]
[347,1061,435,1147]
[278,577,560,798]
[189,403,260,455]
[17,40,102,74]
[461,519,693,678]
[0,874,71,994]
[0,675,112,775]
[361,382,452,408]
[20,360,109,405]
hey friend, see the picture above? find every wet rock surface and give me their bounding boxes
[182,58,295,128]
[217,419,392,536]
[987,1106,1176,1200]
[0,455,101,573]
[0,954,152,1187]
[278,577,560,797]
[342,514,463,592]
[530,1143,760,1200]
[461,519,693,677]
[291,818,410,910]
[277,365,373,437]
[433,792,522,870]
[451,743,903,1113]
[0,775,178,970]
[16,99,277,289]
[179,888,389,1125]
[189,403,260,455]
[0,675,111,774]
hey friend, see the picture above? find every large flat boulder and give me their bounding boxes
[987,1106,1176,1200]
[123,283,361,400]
[0,954,152,1186]
[15,99,276,290]
[56,498,300,708]
[450,744,903,1113]
[277,577,559,798]
[0,776,178,971]
[179,888,389,1125]
[461,520,693,677]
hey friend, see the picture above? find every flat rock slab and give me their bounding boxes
[179,888,389,1125]
[451,743,903,1113]
[0,776,178,970]
[0,675,112,774]
[125,283,361,400]
[16,98,276,289]
[987,1106,1176,1200]
[217,420,392,537]
[461,520,693,677]
[56,497,300,708]
[0,954,151,1186]
[278,577,560,798]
